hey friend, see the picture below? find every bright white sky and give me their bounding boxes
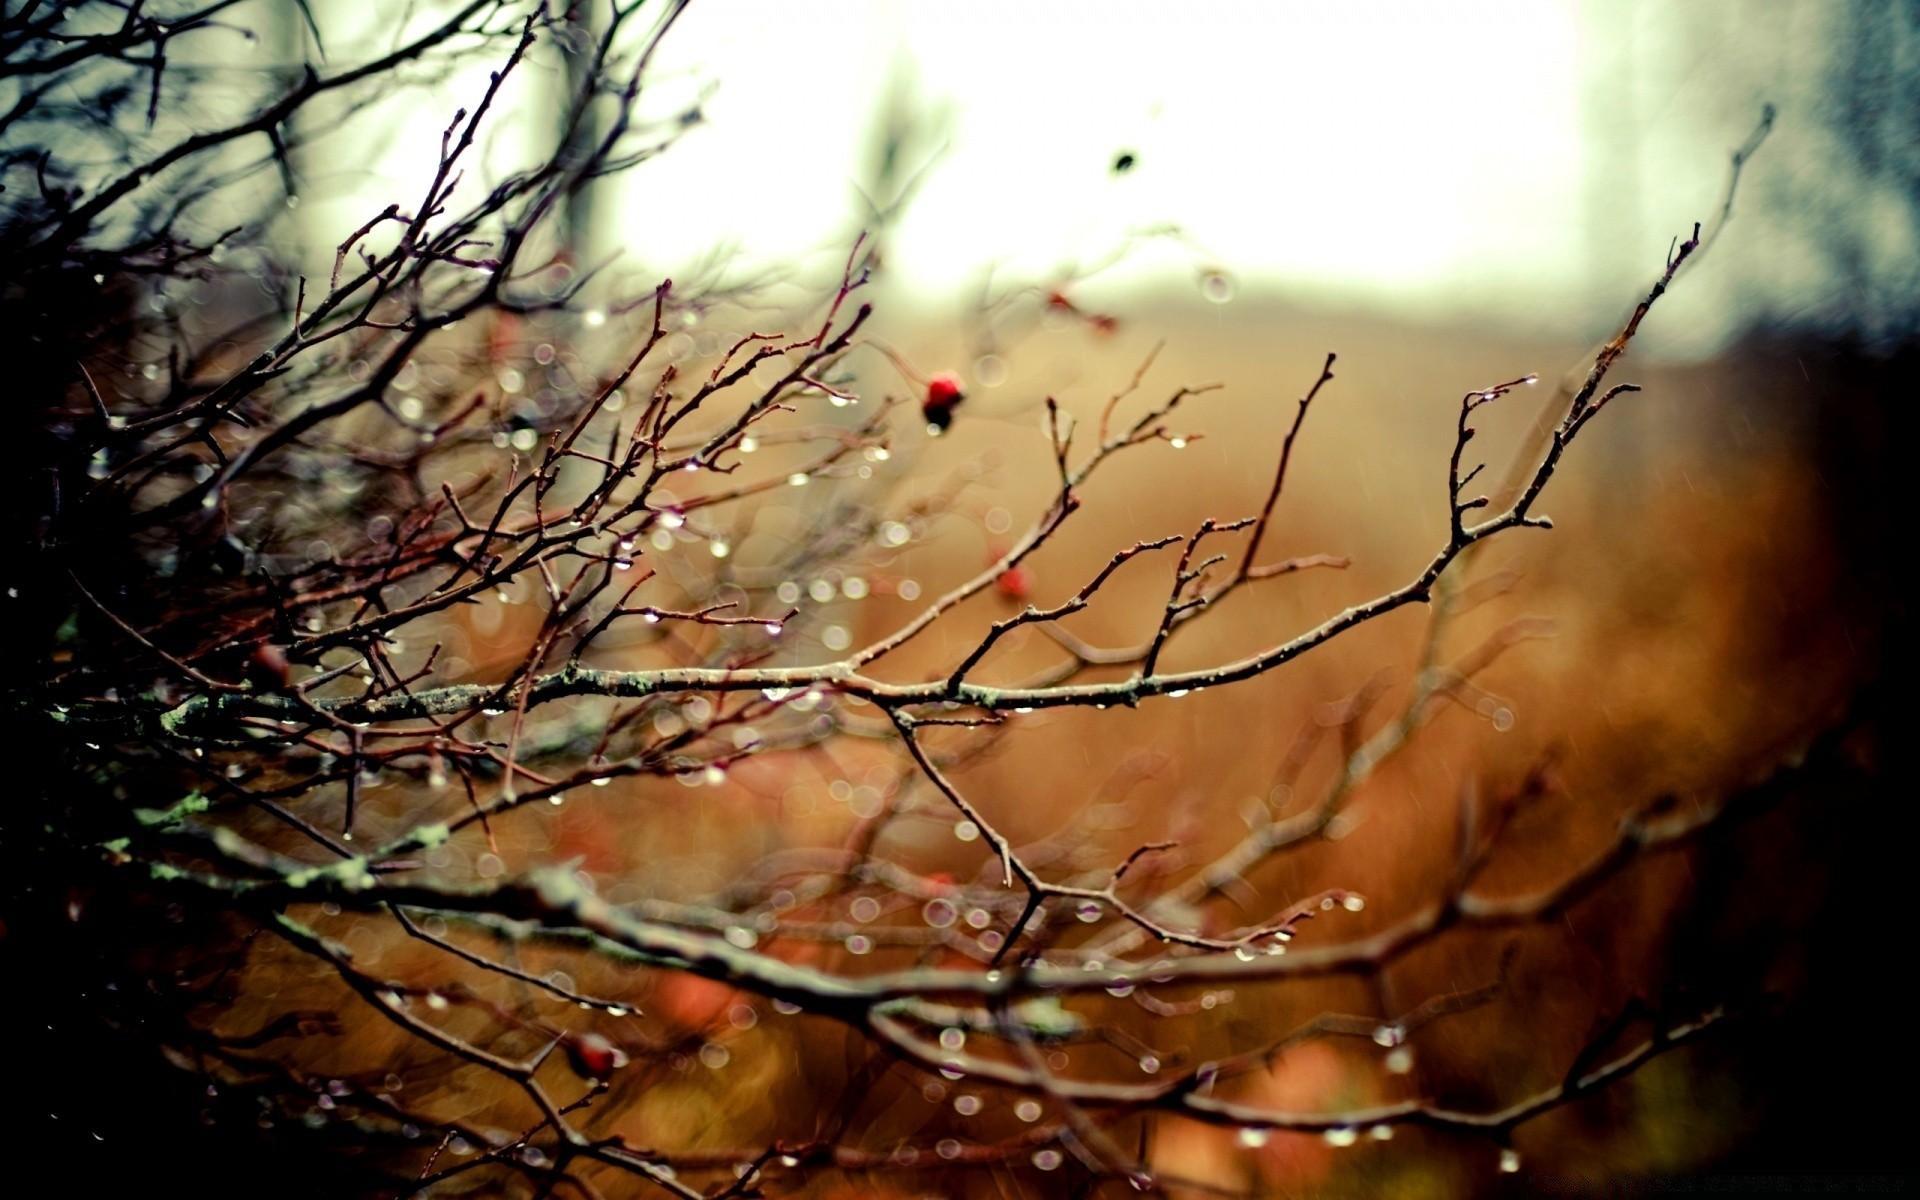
[300,0,1783,353]
[638,2,1590,299]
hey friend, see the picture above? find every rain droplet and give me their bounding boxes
[1343,894,1366,912]
[1199,269,1236,304]
[1032,1148,1063,1171]
[845,934,873,955]
[1324,1127,1358,1148]
[1076,901,1102,923]
[1016,1099,1042,1122]
[922,899,956,928]
[1500,1148,1522,1173]
[1373,1023,1404,1048]
[953,1094,981,1116]
[939,1028,966,1051]
[954,821,980,843]
[1236,1127,1270,1148]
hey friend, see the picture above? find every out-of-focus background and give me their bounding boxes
[282,0,1915,355]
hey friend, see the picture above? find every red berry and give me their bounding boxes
[565,1031,627,1080]
[996,566,1032,601]
[248,642,291,689]
[923,373,966,430]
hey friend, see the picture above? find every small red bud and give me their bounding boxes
[995,566,1032,601]
[565,1031,627,1081]
[1046,291,1075,312]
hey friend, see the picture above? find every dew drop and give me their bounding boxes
[1324,1127,1358,1148]
[1031,1148,1063,1171]
[1236,1127,1269,1148]
[1500,1148,1522,1174]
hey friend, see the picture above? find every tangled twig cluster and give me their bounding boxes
[2,4,1808,1196]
